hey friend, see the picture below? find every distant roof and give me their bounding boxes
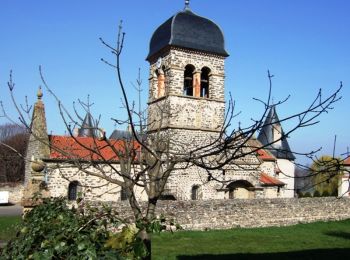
[344,156,350,166]
[248,138,276,161]
[257,106,295,160]
[109,129,132,140]
[260,173,285,187]
[48,135,139,162]
[147,8,228,61]
[78,113,96,137]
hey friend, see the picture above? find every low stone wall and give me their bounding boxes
[0,183,24,204]
[109,197,350,230]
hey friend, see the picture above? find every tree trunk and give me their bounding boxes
[139,229,151,260]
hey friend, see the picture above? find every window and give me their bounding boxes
[68,181,80,201]
[191,185,200,200]
[201,67,210,98]
[156,67,166,98]
[184,65,195,96]
[121,186,128,201]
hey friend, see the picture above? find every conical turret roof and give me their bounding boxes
[257,106,295,160]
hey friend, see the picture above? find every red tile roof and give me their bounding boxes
[260,173,285,186]
[344,156,350,166]
[257,149,276,161]
[49,135,139,161]
[248,138,276,161]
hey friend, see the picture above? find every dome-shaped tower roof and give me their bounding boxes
[146,8,229,61]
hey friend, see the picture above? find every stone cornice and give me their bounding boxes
[148,94,225,105]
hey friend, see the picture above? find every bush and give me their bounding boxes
[1,197,147,259]
[313,190,321,197]
[304,192,312,197]
[322,190,330,197]
[331,190,338,197]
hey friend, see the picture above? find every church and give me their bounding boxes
[22,2,296,207]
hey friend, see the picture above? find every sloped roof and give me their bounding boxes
[48,135,139,162]
[147,8,228,60]
[77,113,96,137]
[257,106,295,160]
[260,173,285,187]
[109,129,132,140]
[344,156,350,166]
[248,138,276,161]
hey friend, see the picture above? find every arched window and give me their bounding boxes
[121,186,128,201]
[201,67,210,98]
[156,66,166,98]
[184,65,195,96]
[191,185,200,200]
[68,181,81,201]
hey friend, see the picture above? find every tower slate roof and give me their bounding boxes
[78,113,96,137]
[109,129,132,140]
[257,106,295,160]
[146,8,228,61]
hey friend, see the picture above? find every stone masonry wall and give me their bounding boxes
[107,197,350,230]
[0,183,24,204]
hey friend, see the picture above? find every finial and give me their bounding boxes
[80,94,94,113]
[37,86,43,100]
[184,0,190,10]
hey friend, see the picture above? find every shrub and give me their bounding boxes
[313,190,321,197]
[1,197,147,259]
[322,190,330,197]
[304,192,312,197]
[331,190,338,197]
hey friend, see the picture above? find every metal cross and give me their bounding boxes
[80,94,94,113]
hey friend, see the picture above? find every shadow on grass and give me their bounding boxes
[325,231,350,240]
[177,248,350,260]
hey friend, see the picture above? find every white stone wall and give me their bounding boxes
[46,163,148,202]
[0,184,24,204]
[263,187,279,198]
[260,161,276,176]
[339,166,349,197]
[148,48,226,134]
[276,159,295,198]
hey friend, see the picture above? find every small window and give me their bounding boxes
[191,185,200,200]
[201,67,210,98]
[229,188,235,199]
[156,67,166,98]
[184,65,195,96]
[121,186,128,201]
[68,181,80,201]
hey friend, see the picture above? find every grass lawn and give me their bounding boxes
[152,219,350,259]
[0,216,21,242]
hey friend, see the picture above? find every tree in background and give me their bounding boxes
[311,155,342,196]
[0,123,28,183]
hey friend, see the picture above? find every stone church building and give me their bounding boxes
[22,4,297,206]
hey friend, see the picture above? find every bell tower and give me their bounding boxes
[146,3,229,148]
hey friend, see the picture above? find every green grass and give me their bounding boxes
[152,219,350,259]
[0,216,21,241]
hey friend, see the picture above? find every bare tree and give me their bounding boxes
[1,22,345,259]
[0,123,28,183]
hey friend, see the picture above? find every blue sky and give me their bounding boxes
[0,0,349,163]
